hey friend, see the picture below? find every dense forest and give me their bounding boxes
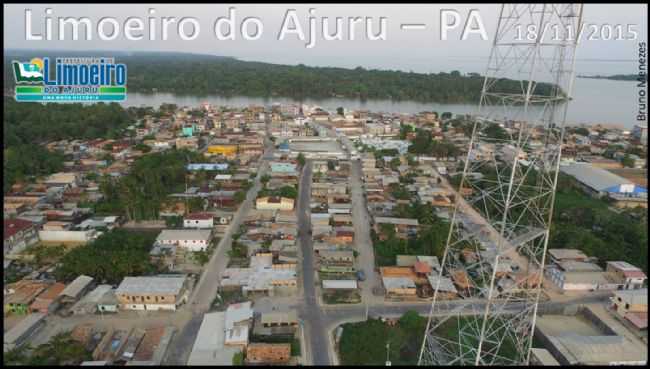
[3,98,131,147]
[550,173,648,272]
[5,50,556,102]
[55,229,158,284]
[449,162,648,272]
[96,149,204,221]
[3,98,132,192]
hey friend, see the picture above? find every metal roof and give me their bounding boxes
[116,276,186,295]
[427,275,458,294]
[560,162,643,193]
[72,284,113,305]
[549,334,646,365]
[322,280,358,289]
[60,275,94,298]
[613,288,648,305]
[188,312,239,365]
[375,217,419,226]
[156,229,212,241]
[548,249,588,260]
[4,312,46,344]
[261,310,298,325]
[225,301,253,330]
[382,277,416,289]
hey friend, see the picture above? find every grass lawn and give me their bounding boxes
[323,290,361,304]
[211,288,246,311]
[339,312,425,365]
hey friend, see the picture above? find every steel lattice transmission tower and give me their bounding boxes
[418,4,583,366]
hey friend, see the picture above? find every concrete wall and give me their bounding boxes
[38,230,96,243]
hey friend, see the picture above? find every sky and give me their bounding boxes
[4,3,648,75]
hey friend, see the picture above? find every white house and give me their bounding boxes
[156,229,212,252]
[183,213,214,229]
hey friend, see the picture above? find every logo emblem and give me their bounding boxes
[12,57,127,102]
[13,58,44,83]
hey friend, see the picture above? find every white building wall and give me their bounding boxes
[38,230,97,243]
[178,240,209,252]
[183,219,214,229]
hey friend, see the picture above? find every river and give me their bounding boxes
[120,77,645,129]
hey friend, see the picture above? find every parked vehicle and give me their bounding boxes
[357,269,366,281]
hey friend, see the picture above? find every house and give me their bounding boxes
[327,203,352,214]
[70,284,115,315]
[374,217,419,239]
[256,196,294,211]
[4,218,39,257]
[270,161,298,174]
[261,311,298,330]
[176,137,199,150]
[545,261,613,291]
[224,301,253,347]
[44,172,79,188]
[253,310,298,338]
[322,280,358,290]
[220,254,297,297]
[319,250,354,265]
[450,269,474,292]
[188,312,239,365]
[149,244,177,270]
[605,261,647,290]
[128,326,176,365]
[331,230,354,244]
[413,261,433,277]
[206,144,238,158]
[426,275,458,300]
[610,288,647,330]
[115,275,189,311]
[4,280,49,315]
[29,282,65,314]
[187,163,229,171]
[382,277,417,297]
[97,290,119,314]
[183,213,214,229]
[156,229,212,252]
[547,249,589,265]
[38,227,99,245]
[60,275,95,305]
[245,343,291,364]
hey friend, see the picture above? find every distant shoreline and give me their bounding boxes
[577,74,644,82]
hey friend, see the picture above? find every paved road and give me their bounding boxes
[188,144,273,312]
[319,291,612,364]
[348,159,380,304]
[311,121,379,303]
[162,314,204,365]
[295,160,331,365]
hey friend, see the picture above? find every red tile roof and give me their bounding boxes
[625,312,648,330]
[4,218,34,240]
[414,261,432,274]
[622,270,647,279]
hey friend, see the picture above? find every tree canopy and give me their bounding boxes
[55,229,158,284]
[5,52,556,103]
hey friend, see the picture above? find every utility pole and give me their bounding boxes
[385,342,391,366]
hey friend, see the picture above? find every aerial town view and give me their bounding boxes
[2,3,648,367]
